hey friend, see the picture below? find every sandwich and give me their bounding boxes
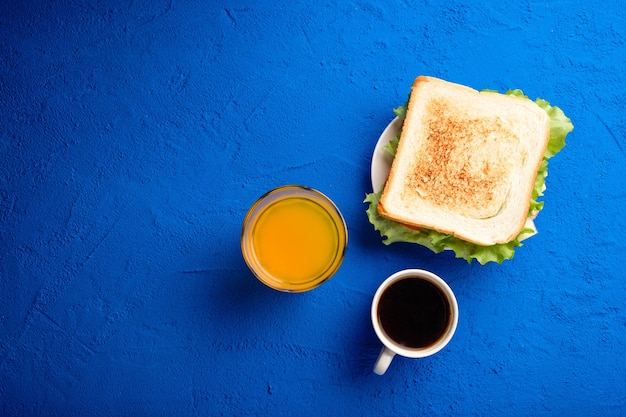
[365,76,573,264]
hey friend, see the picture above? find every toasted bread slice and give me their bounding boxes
[378,76,550,246]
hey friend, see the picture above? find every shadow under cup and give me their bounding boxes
[241,185,348,292]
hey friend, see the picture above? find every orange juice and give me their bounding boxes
[241,186,347,292]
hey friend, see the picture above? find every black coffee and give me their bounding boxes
[377,278,451,349]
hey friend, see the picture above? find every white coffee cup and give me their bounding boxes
[371,269,459,375]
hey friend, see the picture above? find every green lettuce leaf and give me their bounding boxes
[365,89,573,264]
[381,101,409,155]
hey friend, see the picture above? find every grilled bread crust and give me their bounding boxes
[378,76,550,246]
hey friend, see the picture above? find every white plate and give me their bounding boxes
[370,117,402,193]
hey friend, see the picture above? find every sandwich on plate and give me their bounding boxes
[365,75,573,264]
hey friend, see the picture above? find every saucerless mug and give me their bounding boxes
[371,269,459,375]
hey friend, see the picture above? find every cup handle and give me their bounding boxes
[373,346,396,375]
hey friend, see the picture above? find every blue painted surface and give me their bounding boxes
[1,0,624,415]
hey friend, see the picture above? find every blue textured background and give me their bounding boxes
[1,1,625,415]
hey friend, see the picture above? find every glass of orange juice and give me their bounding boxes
[241,185,348,292]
